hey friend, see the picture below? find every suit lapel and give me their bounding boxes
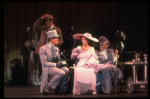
[45,43,60,61]
[53,46,60,60]
[45,43,55,59]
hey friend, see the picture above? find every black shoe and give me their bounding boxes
[43,85,51,95]
[55,86,66,95]
[49,87,54,91]
[43,90,49,95]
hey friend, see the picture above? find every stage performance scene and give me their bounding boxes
[4,2,148,98]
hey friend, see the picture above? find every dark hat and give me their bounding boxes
[44,15,54,20]
[99,36,109,44]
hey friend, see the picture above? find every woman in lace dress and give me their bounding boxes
[71,33,111,95]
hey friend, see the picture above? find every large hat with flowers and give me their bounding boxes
[73,32,99,42]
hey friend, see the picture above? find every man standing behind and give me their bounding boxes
[39,30,69,95]
[33,14,64,54]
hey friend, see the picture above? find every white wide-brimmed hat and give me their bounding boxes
[73,32,99,42]
[46,30,59,39]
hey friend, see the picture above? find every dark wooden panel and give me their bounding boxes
[139,2,148,50]
[43,2,53,14]
[37,2,44,18]
[61,2,70,36]
[52,2,61,28]
[26,2,35,27]
[17,2,27,56]
[7,2,17,54]
[93,2,102,37]
[109,3,118,33]
[120,2,126,32]
[86,2,94,34]
[70,2,80,33]
[78,2,87,33]
[102,2,110,30]
[4,3,9,58]
[132,2,141,50]
[125,2,135,51]
[102,2,112,41]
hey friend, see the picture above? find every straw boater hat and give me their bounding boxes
[73,32,99,42]
[46,30,59,39]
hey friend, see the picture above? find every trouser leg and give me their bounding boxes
[40,69,49,93]
[100,69,112,94]
[41,66,69,93]
[48,67,67,89]
[59,67,69,89]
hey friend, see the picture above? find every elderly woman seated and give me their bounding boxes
[95,36,122,94]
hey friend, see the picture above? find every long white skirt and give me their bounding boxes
[73,67,96,95]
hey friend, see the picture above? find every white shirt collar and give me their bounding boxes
[47,25,54,30]
[48,42,59,51]
[49,42,54,48]
[101,49,106,53]
[50,24,54,29]
[100,49,107,59]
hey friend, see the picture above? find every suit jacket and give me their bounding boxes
[95,49,115,65]
[39,43,61,71]
[33,18,64,54]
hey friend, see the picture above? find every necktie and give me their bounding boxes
[52,47,59,62]
[53,48,56,58]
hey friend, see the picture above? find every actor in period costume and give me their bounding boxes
[95,36,122,94]
[39,30,69,95]
[71,33,111,95]
[26,14,64,85]
[33,14,64,54]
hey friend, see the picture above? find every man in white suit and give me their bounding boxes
[39,30,69,95]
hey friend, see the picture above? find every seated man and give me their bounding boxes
[95,36,122,94]
[39,30,69,95]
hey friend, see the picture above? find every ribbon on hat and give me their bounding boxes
[84,33,92,38]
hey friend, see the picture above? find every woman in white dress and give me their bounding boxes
[71,33,111,95]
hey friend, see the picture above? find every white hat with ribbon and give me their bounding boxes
[73,32,99,42]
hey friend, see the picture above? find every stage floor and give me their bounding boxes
[4,85,148,98]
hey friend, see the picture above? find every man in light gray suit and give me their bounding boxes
[39,30,69,95]
[26,14,64,85]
